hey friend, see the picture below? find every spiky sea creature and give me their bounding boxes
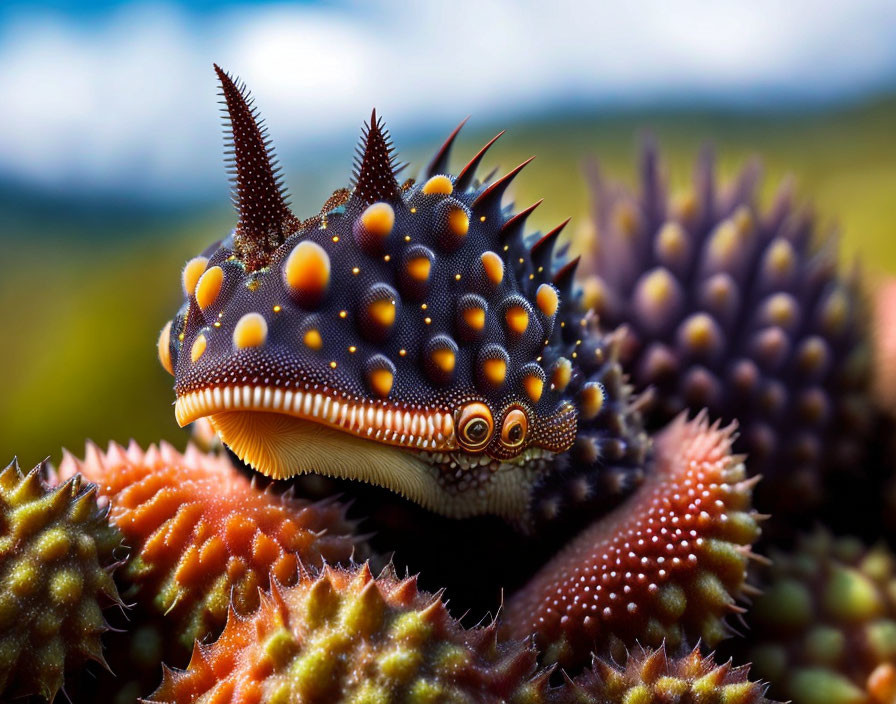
[557,645,777,704]
[745,530,896,704]
[146,562,544,704]
[502,413,761,667]
[157,65,649,533]
[57,441,367,650]
[0,458,122,700]
[581,144,872,518]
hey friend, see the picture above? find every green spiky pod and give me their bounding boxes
[146,562,547,704]
[581,143,873,526]
[744,530,896,704]
[555,645,777,704]
[0,458,123,701]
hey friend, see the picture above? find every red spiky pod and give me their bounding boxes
[555,645,777,704]
[57,441,368,651]
[581,144,873,525]
[0,459,123,701]
[146,562,545,704]
[502,413,761,668]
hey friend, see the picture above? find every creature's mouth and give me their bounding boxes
[175,385,457,452]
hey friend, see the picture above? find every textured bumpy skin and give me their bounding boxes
[502,413,761,667]
[146,562,545,704]
[581,144,872,516]
[58,441,366,651]
[744,530,896,704]
[556,646,777,704]
[158,65,648,529]
[0,459,122,701]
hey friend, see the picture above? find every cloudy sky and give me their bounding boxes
[1,0,895,198]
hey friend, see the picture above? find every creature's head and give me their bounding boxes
[159,66,645,526]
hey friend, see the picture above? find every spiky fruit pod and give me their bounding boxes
[744,530,896,704]
[146,562,545,704]
[57,441,368,651]
[872,278,896,417]
[555,645,777,704]
[0,458,122,701]
[502,413,761,668]
[581,144,873,519]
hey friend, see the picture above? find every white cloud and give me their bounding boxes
[0,0,894,197]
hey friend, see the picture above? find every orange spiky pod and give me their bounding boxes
[146,562,544,704]
[502,413,762,668]
[57,441,368,651]
[555,645,777,704]
[0,459,123,701]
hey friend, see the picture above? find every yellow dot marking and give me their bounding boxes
[523,374,543,403]
[332,235,339,242]
[195,265,224,310]
[348,346,357,353]
[552,358,572,391]
[182,256,208,297]
[178,332,184,342]
[407,256,431,282]
[273,305,282,313]
[352,267,360,275]
[505,306,529,335]
[454,274,462,281]
[360,202,395,239]
[483,358,507,386]
[581,382,605,420]
[284,241,331,300]
[330,361,337,369]
[339,310,348,319]
[384,255,391,262]
[404,235,411,242]
[766,238,796,275]
[233,312,268,349]
[766,294,795,326]
[369,299,397,328]
[422,175,453,195]
[463,306,486,331]
[481,251,504,285]
[410,207,417,214]
[656,222,687,259]
[399,349,407,357]
[213,321,221,328]
[424,317,432,325]
[369,368,394,398]
[448,208,469,237]
[480,216,486,222]
[536,284,559,318]
[303,329,323,350]
[682,313,715,349]
[190,334,207,363]
[157,321,173,375]
[421,303,428,310]
[431,348,456,375]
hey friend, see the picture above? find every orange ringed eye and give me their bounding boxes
[456,402,494,452]
[500,407,528,448]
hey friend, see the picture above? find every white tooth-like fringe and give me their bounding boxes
[272,388,283,409]
[262,388,272,408]
[313,394,323,417]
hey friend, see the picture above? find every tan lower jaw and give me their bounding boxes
[175,385,457,452]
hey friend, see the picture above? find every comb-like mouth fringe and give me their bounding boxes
[175,385,457,452]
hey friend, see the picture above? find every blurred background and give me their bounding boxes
[1,0,895,466]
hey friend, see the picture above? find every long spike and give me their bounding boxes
[472,156,535,210]
[352,108,400,205]
[500,199,543,240]
[530,218,571,275]
[552,255,581,299]
[456,131,505,191]
[214,64,299,272]
[425,117,468,178]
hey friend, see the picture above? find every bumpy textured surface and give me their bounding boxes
[745,530,896,704]
[159,66,648,530]
[581,144,872,517]
[557,645,777,704]
[0,458,122,700]
[502,413,761,667]
[57,441,367,650]
[146,562,544,704]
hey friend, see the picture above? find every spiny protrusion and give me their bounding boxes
[359,283,399,341]
[503,414,761,668]
[455,131,504,191]
[354,201,395,254]
[580,381,606,420]
[530,218,570,277]
[352,109,400,205]
[146,563,543,704]
[472,156,535,211]
[550,357,572,392]
[283,240,331,308]
[214,65,299,271]
[421,174,453,195]
[424,117,467,177]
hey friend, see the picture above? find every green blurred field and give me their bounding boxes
[2,97,895,466]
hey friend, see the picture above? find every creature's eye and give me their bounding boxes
[457,402,494,452]
[500,407,528,449]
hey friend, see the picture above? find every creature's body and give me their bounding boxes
[160,66,648,531]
